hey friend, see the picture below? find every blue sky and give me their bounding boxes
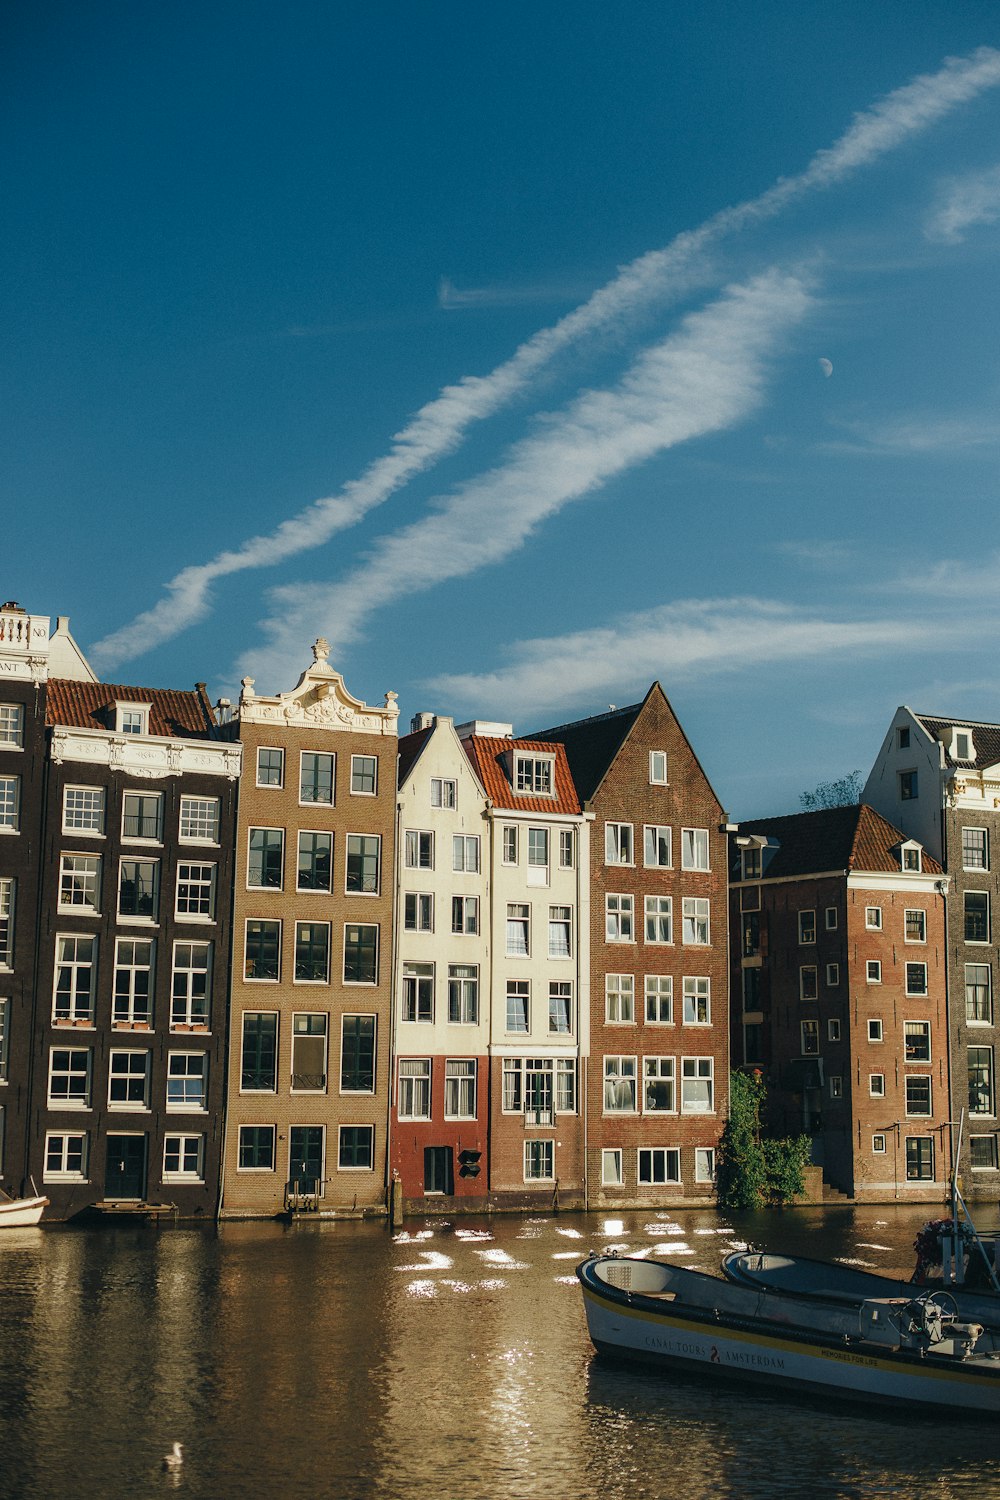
[5,3,1000,816]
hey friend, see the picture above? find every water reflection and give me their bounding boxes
[0,1205,998,1499]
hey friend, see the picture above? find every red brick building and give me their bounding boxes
[731,804,949,1201]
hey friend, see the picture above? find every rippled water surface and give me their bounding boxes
[1,1204,999,1500]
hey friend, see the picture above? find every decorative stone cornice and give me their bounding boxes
[237,641,399,738]
[51,727,242,781]
[0,609,51,683]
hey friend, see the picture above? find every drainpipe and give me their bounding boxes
[386,786,403,1220]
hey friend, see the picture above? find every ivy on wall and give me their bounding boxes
[716,1069,811,1210]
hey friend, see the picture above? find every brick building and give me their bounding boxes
[538,686,729,1207]
[220,639,398,1217]
[731,804,949,1201]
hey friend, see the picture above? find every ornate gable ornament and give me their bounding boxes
[237,640,399,737]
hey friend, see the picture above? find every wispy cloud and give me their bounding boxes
[241,268,812,686]
[89,45,1000,674]
[437,276,587,310]
[820,412,1000,455]
[925,161,1000,242]
[775,539,858,568]
[422,597,937,722]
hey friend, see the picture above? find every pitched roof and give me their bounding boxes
[461,736,581,814]
[915,715,1000,771]
[397,725,433,786]
[530,702,643,802]
[46,679,219,740]
[736,803,942,878]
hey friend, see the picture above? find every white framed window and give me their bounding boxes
[606,893,634,943]
[448,963,479,1025]
[53,935,96,1023]
[0,878,11,970]
[643,1056,675,1113]
[346,834,381,895]
[548,981,572,1034]
[559,829,574,869]
[0,998,9,1082]
[290,1013,328,1092]
[404,830,434,870]
[339,1125,373,1171]
[604,1056,637,1113]
[966,891,991,944]
[172,941,212,1027]
[452,835,480,873]
[175,862,216,921]
[297,831,332,892]
[0,775,20,832]
[645,974,673,1024]
[905,1020,931,1061]
[649,750,668,785]
[341,1013,376,1096]
[865,906,882,931]
[905,962,928,998]
[970,1135,998,1170]
[605,973,635,1024]
[63,786,105,835]
[643,825,672,868]
[867,961,882,984]
[505,980,529,1034]
[605,822,634,866]
[801,1020,819,1056]
[962,827,989,871]
[402,963,434,1024]
[430,777,457,809]
[638,1147,680,1185]
[901,845,922,873]
[299,751,335,806]
[0,703,24,748]
[108,1050,151,1109]
[798,910,816,945]
[247,827,284,890]
[527,826,549,883]
[905,1075,932,1117]
[695,1148,716,1184]
[826,962,840,987]
[970,1047,994,1116]
[256,747,284,787]
[548,905,572,958]
[451,895,479,936]
[404,892,433,932]
[868,1017,883,1042]
[398,1058,431,1120]
[681,828,709,871]
[800,966,818,1001]
[827,1017,841,1042]
[113,939,154,1027]
[905,909,927,943]
[445,1059,476,1120]
[681,1057,714,1113]
[343,923,378,985]
[48,1046,91,1108]
[966,963,992,1025]
[118,858,159,921]
[682,898,709,946]
[514,755,553,796]
[502,826,518,864]
[167,1056,208,1116]
[682,976,710,1025]
[122,791,162,842]
[238,1126,275,1171]
[43,1131,88,1181]
[351,755,378,796]
[869,1073,885,1097]
[294,921,331,983]
[506,903,530,957]
[824,906,838,930]
[602,1148,624,1187]
[179,797,220,844]
[556,1058,576,1114]
[872,1133,887,1154]
[58,854,101,913]
[644,896,672,945]
[163,1134,205,1182]
[524,1140,554,1181]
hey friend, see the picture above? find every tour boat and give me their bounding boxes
[0,1192,48,1228]
[577,1253,1000,1413]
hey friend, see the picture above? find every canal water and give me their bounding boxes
[1,1204,998,1500]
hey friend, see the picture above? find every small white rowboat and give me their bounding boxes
[0,1193,48,1228]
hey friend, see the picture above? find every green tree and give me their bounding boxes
[716,1069,811,1209]
[799,769,863,812]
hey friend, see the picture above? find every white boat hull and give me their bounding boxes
[0,1195,48,1228]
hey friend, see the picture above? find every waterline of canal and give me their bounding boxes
[1,1203,998,1500]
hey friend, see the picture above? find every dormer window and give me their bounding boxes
[116,702,150,736]
[514,755,553,796]
[741,846,761,881]
[952,728,974,762]
[900,841,922,873]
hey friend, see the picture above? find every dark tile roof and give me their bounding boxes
[46,679,218,740]
[462,737,581,814]
[736,803,942,878]
[530,702,643,802]
[397,726,433,786]
[916,715,1000,771]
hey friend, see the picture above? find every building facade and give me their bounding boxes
[220,640,398,1217]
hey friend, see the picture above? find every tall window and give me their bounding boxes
[0,878,11,969]
[0,775,19,832]
[548,982,572,1034]
[548,906,571,958]
[241,1013,277,1091]
[402,963,434,1023]
[906,1138,934,1180]
[606,894,634,942]
[645,975,673,1024]
[430,778,457,809]
[451,896,479,935]
[681,828,709,870]
[643,1057,675,1112]
[404,830,434,869]
[0,704,24,747]
[113,939,154,1027]
[343,923,378,984]
[969,1047,994,1116]
[404,892,433,932]
[524,1141,554,1181]
[798,910,816,944]
[506,903,530,957]
[644,896,672,944]
[801,1020,819,1056]
[681,1057,714,1113]
[398,1059,431,1119]
[603,1056,637,1112]
[962,827,989,870]
[649,751,668,784]
[180,797,220,843]
[905,962,928,997]
[295,922,330,983]
[905,1021,931,1061]
[346,835,380,894]
[448,964,478,1024]
[166,1053,207,1111]
[966,891,990,943]
[0,997,9,1082]
[297,831,332,892]
[445,1060,476,1120]
[966,964,993,1024]
[48,1047,91,1107]
[559,829,574,868]
[502,826,518,864]
[63,786,105,834]
[53,936,96,1023]
[176,863,216,920]
[59,854,101,912]
[527,827,549,882]
[122,792,162,841]
[644,825,671,868]
[682,977,710,1025]
[118,860,159,920]
[171,941,212,1026]
[244,920,281,981]
[248,828,284,889]
[452,835,480,873]
[905,909,926,943]
[341,1015,375,1093]
[506,980,529,1033]
[300,752,335,805]
[351,755,377,795]
[256,747,284,787]
[605,823,634,865]
[291,1014,328,1091]
[682,898,710,946]
[904,1073,932,1116]
[605,973,634,1024]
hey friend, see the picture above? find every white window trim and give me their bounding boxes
[255,746,285,789]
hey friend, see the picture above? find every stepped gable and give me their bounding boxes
[462,735,581,814]
[397,725,433,785]
[738,802,943,878]
[915,714,1000,771]
[46,678,218,739]
[531,702,643,802]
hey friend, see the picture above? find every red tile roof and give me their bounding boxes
[736,803,942,878]
[461,736,581,814]
[46,679,218,740]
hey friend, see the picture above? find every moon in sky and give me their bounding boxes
[819,357,833,377]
